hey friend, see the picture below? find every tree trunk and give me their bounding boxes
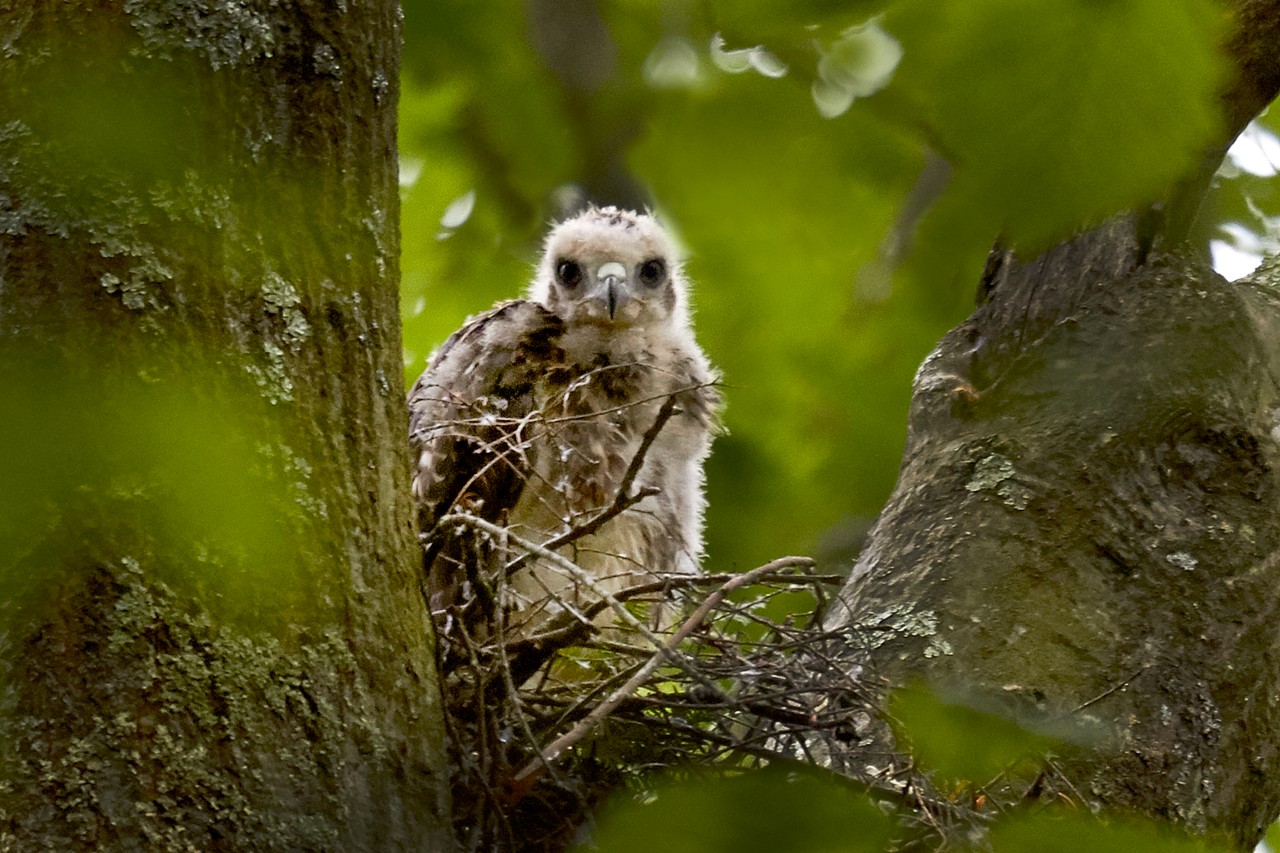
[830,225,1280,847]
[0,3,451,850]
[827,6,1280,849]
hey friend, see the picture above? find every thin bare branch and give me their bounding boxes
[503,393,680,580]
[507,556,815,799]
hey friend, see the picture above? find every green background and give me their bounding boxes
[400,0,1274,580]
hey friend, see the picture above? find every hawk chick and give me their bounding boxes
[409,206,721,645]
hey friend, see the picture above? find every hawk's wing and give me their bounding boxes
[408,300,566,572]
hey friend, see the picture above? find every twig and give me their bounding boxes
[494,583,563,789]
[449,619,517,851]
[512,570,842,649]
[503,394,679,578]
[1068,665,1150,714]
[506,555,815,801]
[543,380,718,426]
[438,513,687,664]
[608,395,679,516]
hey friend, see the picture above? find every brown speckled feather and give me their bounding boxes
[409,300,566,533]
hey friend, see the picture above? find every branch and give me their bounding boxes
[506,555,815,801]
[509,570,843,651]
[503,393,679,578]
[438,513,686,662]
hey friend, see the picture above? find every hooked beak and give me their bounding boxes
[596,261,628,320]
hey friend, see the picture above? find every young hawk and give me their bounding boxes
[408,206,721,647]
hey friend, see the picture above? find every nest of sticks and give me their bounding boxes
[420,398,1084,852]
[429,532,858,851]
[427,519,1095,853]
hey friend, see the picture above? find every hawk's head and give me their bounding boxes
[530,206,690,333]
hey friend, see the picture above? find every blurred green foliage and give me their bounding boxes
[989,811,1227,853]
[399,0,1243,576]
[586,767,895,853]
[887,685,1062,787]
[14,55,197,186]
[585,686,1231,852]
[0,354,315,631]
[890,681,1100,788]
[884,0,1224,249]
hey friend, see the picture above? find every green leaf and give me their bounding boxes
[15,56,199,185]
[889,685,1059,785]
[990,810,1229,853]
[588,768,894,853]
[0,354,315,631]
[885,0,1229,248]
[1265,816,1280,853]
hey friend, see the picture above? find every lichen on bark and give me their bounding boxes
[828,236,1280,849]
[0,1,450,848]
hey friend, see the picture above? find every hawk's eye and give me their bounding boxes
[556,259,583,288]
[638,258,666,287]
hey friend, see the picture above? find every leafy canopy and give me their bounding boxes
[401,0,1228,574]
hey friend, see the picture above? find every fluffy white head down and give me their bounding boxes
[528,206,692,333]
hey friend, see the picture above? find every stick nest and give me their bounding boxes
[427,530,896,852]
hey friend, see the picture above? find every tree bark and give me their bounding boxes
[0,3,451,850]
[827,5,1280,848]
[830,226,1280,847]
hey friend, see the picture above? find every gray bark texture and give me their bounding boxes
[829,229,1280,849]
[0,2,452,850]
[826,4,1280,848]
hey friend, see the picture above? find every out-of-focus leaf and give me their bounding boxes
[1265,816,1280,852]
[884,0,1228,248]
[990,810,1229,853]
[587,767,894,853]
[633,73,943,567]
[813,18,904,118]
[398,80,544,374]
[399,2,578,376]
[0,354,312,630]
[888,685,1060,786]
[11,51,200,186]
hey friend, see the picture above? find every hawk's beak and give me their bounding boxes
[596,261,628,320]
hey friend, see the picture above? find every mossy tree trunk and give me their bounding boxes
[0,2,451,849]
[827,4,1280,849]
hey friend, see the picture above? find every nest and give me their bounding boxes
[427,516,894,853]
[417,393,1082,851]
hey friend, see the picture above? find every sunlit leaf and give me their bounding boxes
[643,37,705,89]
[813,17,903,119]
